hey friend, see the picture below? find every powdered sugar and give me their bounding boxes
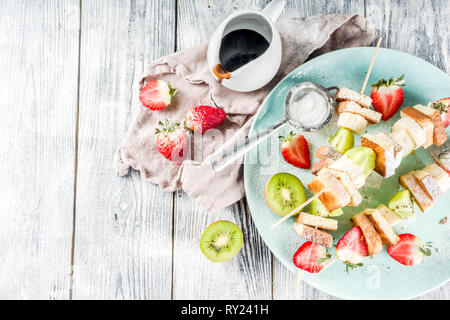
[288,89,329,129]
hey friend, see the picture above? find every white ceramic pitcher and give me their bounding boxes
[207,0,286,92]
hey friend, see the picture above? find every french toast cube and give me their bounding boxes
[399,174,433,212]
[295,212,338,231]
[293,223,333,248]
[351,211,383,256]
[336,87,372,108]
[401,107,434,148]
[365,208,400,246]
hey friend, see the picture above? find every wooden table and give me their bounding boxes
[0,0,448,300]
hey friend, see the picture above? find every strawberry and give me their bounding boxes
[387,233,432,266]
[293,241,331,274]
[139,80,177,110]
[155,119,188,165]
[430,97,450,128]
[371,74,406,121]
[185,105,226,134]
[336,226,367,273]
[280,132,311,169]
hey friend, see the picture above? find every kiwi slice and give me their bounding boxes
[328,207,344,217]
[329,128,354,154]
[388,190,414,219]
[310,198,343,217]
[264,172,305,216]
[200,220,243,262]
[345,147,376,177]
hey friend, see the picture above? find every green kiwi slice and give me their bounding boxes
[329,128,354,154]
[264,172,305,216]
[310,198,344,217]
[200,220,243,263]
[345,146,376,177]
[388,190,414,219]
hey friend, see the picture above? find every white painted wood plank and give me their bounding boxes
[0,0,80,299]
[72,0,175,300]
[367,0,450,300]
[272,0,364,300]
[367,0,449,73]
[172,0,272,300]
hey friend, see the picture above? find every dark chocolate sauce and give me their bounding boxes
[219,29,270,72]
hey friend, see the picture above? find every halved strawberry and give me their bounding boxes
[387,233,432,266]
[430,97,450,128]
[293,241,331,274]
[336,226,367,273]
[139,80,177,110]
[371,75,406,121]
[185,105,226,134]
[155,119,188,165]
[280,133,311,169]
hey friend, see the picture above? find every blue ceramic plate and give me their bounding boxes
[244,48,450,300]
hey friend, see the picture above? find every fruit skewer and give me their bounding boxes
[270,38,383,231]
[268,102,448,268]
[297,147,449,266]
[303,167,443,274]
[335,38,384,136]
[269,101,448,273]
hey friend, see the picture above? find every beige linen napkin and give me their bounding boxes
[114,14,376,212]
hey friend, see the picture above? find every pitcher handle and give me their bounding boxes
[262,0,286,22]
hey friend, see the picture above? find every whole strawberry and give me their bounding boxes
[185,105,226,134]
[140,80,177,110]
[280,132,311,169]
[371,74,406,121]
[155,119,188,165]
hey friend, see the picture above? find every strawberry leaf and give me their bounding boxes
[392,74,406,86]
[344,262,363,274]
[279,131,296,142]
[420,247,432,256]
[316,253,332,265]
[155,118,181,135]
[372,74,406,88]
[430,102,448,114]
[167,82,177,97]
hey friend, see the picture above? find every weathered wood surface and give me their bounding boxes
[0,0,80,299]
[71,0,175,299]
[0,0,448,300]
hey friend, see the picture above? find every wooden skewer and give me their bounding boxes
[360,37,383,94]
[293,256,338,296]
[320,256,338,273]
[269,190,324,231]
[294,270,304,295]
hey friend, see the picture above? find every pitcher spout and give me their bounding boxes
[212,64,232,79]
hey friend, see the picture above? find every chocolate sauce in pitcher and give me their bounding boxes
[219,29,270,72]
